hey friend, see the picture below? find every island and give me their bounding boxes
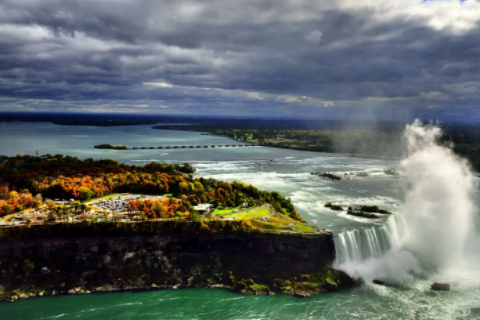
[325,202,391,219]
[0,154,353,302]
[94,143,129,150]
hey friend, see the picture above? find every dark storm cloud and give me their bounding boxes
[0,0,480,119]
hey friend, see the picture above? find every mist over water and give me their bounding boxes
[335,120,477,284]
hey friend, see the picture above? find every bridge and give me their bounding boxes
[130,144,258,150]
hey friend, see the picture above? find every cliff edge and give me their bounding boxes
[0,232,353,301]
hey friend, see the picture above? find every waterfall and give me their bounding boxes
[331,120,476,284]
[334,214,405,266]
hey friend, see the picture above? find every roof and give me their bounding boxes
[193,203,214,210]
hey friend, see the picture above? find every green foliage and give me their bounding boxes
[229,208,270,219]
[293,225,315,233]
[250,219,290,231]
[0,220,259,241]
[235,280,247,290]
[0,155,301,221]
[249,283,269,291]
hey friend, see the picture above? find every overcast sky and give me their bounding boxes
[1,0,480,121]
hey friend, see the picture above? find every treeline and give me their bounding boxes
[0,220,259,241]
[94,143,128,150]
[0,188,41,216]
[153,125,404,156]
[153,124,480,170]
[0,155,301,220]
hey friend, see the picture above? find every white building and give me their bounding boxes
[193,203,214,215]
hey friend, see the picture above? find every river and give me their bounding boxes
[0,122,479,319]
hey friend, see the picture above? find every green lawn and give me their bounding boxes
[212,207,238,215]
[232,208,270,219]
[293,225,316,233]
[266,216,291,225]
[277,212,302,224]
[250,219,291,231]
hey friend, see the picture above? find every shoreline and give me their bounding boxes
[2,280,343,303]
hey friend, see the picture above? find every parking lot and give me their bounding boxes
[91,200,128,212]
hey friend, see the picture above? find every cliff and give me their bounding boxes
[0,232,353,301]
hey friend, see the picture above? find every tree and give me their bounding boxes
[78,188,95,202]
[190,210,200,222]
[2,205,10,216]
[72,201,81,214]
[152,201,164,219]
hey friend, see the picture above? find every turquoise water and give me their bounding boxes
[0,122,479,319]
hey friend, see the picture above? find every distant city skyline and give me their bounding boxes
[1,0,479,121]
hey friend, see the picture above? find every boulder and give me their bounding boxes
[68,289,76,294]
[431,283,450,291]
[373,279,385,285]
[294,291,312,298]
[322,280,339,292]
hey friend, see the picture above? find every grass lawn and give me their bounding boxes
[293,225,316,233]
[250,219,291,231]
[88,193,125,203]
[277,212,302,224]
[232,208,270,219]
[266,216,291,225]
[212,207,238,215]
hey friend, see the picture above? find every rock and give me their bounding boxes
[373,279,385,285]
[85,291,91,294]
[51,290,57,296]
[68,289,76,294]
[151,283,159,289]
[294,292,312,298]
[431,283,450,291]
[75,287,82,293]
[19,293,28,299]
[322,280,339,292]
[268,291,276,296]
[38,292,44,297]
[10,295,18,301]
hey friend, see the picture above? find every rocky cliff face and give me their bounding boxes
[0,233,353,301]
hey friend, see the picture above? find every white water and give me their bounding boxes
[334,120,477,284]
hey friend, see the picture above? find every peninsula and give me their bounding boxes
[0,154,352,302]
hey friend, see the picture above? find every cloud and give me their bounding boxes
[0,0,479,120]
[143,82,173,88]
[305,30,323,44]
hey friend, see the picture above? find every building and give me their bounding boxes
[193,203,214,215]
